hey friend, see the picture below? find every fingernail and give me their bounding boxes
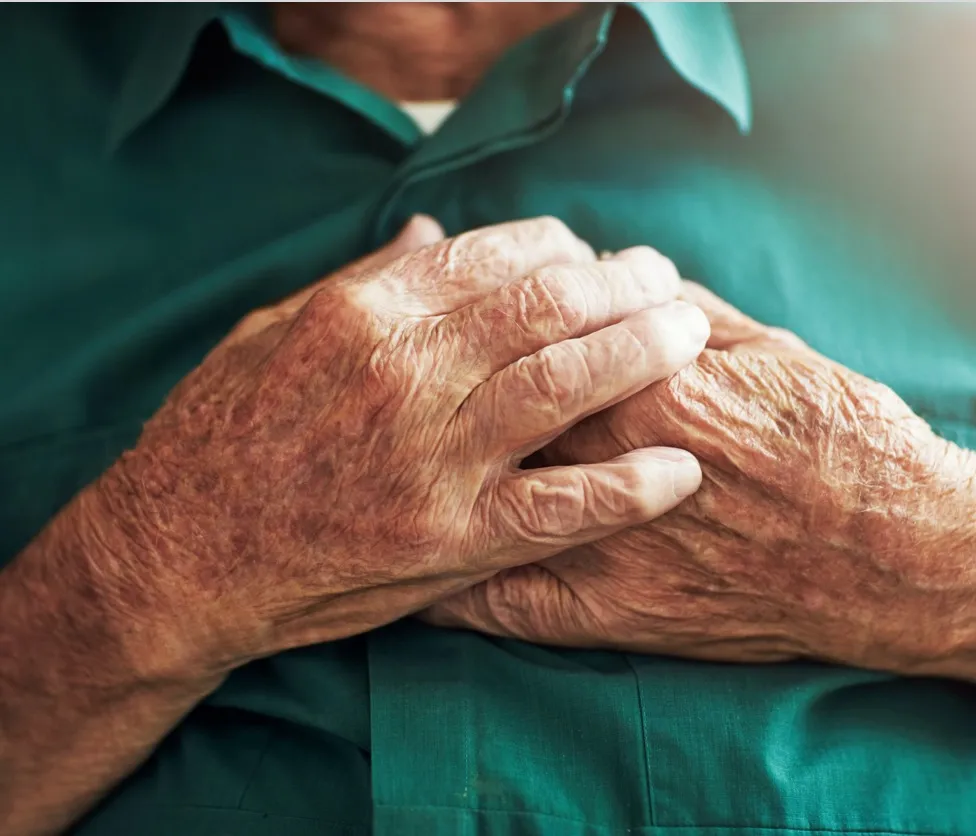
[653,448,702,497]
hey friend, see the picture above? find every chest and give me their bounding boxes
[4,87,976,563]
[11,10,976,835]
[7,110,976,428]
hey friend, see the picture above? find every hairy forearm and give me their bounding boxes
[0,486,224,835]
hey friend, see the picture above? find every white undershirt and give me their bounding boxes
[399,100,458,135]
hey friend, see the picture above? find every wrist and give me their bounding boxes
[27,473,234,691]
[0,494,225,836]
[885,443,976,681]
[91,450,279,680]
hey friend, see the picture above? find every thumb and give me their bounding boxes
[388,214,447,255]
[338,214,446,279]
[227,216,445,343]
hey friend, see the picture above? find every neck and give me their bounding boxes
[272,2,582,101]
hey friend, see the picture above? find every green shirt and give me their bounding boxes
[1,3,974,834]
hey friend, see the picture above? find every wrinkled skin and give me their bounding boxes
[424,283,976,675]
[88,217,710,680]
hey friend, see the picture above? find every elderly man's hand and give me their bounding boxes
[78,217,709,681]
[423,283,976,677]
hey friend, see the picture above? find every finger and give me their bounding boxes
[680,281,807,352]
[228,215,445,343]
[353,216,597,316]
[469,300,709,456]
[418,562,614,649]
[440,246,682,378]
[479,447,702,569]
[418,564,561,642]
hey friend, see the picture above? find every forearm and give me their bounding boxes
[0,486,224,836]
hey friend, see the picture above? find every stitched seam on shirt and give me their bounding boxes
[234,727,275,810]
[461,645,473,813]
[375,804,954,836]
[625,653,656,827]
[140,803,368,828]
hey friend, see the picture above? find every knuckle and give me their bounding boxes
[531,215,575,242]
[288,284,424,407]
[619,247,682,297]
[513,215,591,261]
[648,247,680,276]
[598,248,681,314]
[637,309,697,369]
[451,219,537,264]
[479,571,534,630]
[586,322,651,387]
[299,281,388,346]
[623,464,671,515]
[448,217,590,282]
[500,473,589,539]
[440,230,479,265]
[516,345,588,416]
[532,215,593,259]
[320,279,372,317]
[360,338,424,409]
[460,216,574,259]
[299,285,346,328]
[516,268,589,336]
[585,463,656,524]
[648,253,682,299]
[228,307,280,342]
[613,321,653,366]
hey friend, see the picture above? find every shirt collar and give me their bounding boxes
[632,2,751,134]
[105,4,223,153]
[106,2,751,152]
